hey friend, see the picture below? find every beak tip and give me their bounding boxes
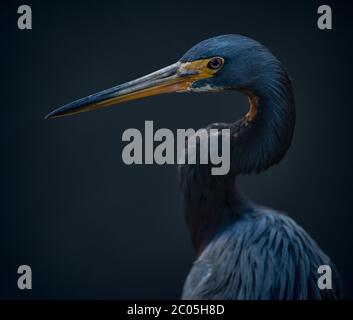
[45,108,65,119]
[44,112,55,120]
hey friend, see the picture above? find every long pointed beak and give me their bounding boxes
[45,60,214,119]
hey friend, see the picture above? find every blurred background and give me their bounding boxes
[1,0,352,299]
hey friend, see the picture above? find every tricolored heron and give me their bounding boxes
[46,35,342,299]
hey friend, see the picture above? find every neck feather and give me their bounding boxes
[233,67,295,174]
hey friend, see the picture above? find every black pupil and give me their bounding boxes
[209,58,222,69]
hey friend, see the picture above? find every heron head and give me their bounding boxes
[46,35,276,119]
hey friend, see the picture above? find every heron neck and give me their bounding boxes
[180,71,295,255]
[180,172,242,255]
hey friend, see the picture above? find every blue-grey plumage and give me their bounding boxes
[181,196,342,299]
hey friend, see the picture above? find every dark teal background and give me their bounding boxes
[1,0,352,298]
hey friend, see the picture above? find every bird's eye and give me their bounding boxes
[207,57,224,70]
